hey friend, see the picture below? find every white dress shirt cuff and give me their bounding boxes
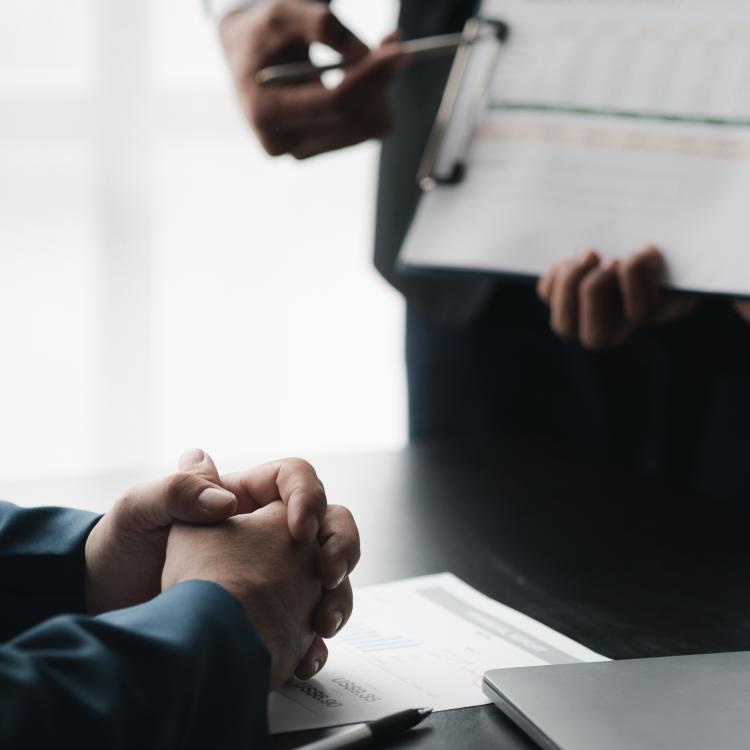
[203,0,263,23]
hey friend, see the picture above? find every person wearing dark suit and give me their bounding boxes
[0,449,359,749]
[210,0,750,502]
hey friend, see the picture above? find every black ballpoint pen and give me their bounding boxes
[296,708,433,750]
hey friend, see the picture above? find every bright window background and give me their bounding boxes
[0,0,406,482]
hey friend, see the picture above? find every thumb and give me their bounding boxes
[116,470,237,533]
[172,448,238,522]
[119,448,237,530]
[179,447,222,482]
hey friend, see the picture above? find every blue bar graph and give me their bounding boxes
[340,622,420,653]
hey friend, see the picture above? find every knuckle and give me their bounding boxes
[324,580,352,608]
[353,547,362,568]
[284,456,317,477]
[264,138,289,157]
[347,540,362,568]
[253,123,289,155]
[264,1,291,32]
[556,262,577,288]
[112,490,139,523]
[329,506,359,542]
[328,503,354,523]
[580,272,602,299]
[314,8,336,38]
[246,101,266,131]
[301,485,327,511]
[551,320,571,340]
[165,471,194,498]
[247,103,278,139]
[580,330,609,352]
[620,267,640,293]
[322,535,349,562]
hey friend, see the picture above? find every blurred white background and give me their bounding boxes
[0,0,406,482]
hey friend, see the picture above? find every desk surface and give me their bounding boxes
[3,440,750,749]
[278,440,750,750]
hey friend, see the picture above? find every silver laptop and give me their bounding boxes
[483,651,750,750]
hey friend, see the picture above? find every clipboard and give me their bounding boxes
[398,0,750,301]
[417,17,510,191]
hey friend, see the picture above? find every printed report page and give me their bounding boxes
[268,573,606,734]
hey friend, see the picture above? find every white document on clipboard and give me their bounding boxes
[400,0,750,297]
[268,573,606,734]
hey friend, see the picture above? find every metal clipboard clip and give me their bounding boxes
[418,17,509,192]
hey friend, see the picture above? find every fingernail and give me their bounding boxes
[312,660,321,675]
[329,561,348,590]
[179,448,205,470]
[331,611,344,634]
[198,487,235,512]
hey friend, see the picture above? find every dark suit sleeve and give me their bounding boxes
[0,580,271,750]
[0,500,99,641]
[0,501,272,749]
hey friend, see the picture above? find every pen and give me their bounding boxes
[256,30,473,87]
[296,707,433,750]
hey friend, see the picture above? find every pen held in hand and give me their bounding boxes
[256,19,509,87]
[296,707,433,750]
[256,32,467,87]
[255,15,510,88]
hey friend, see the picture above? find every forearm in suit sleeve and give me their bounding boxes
[0,500,99,641]
[0,580,271,750]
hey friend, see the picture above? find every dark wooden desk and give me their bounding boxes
[275,440,750,750]
[3,441,748,749]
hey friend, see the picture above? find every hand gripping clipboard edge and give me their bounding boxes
[417,17,510,192]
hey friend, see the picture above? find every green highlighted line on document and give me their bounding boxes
[489,101,750,129]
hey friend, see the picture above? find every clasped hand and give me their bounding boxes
[85,449,359,688]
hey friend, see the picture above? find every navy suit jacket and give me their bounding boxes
[0,500,271,749]
[374,0,493,325]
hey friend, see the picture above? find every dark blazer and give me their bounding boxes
[0,501,271,750]
[375,0,494,326]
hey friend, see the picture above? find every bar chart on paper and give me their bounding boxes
[337,622,420,653]
[401,0,750,297]
[267,574,606,734]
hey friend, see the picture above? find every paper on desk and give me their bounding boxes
[400,0,750,297]
[268,573,606,734]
